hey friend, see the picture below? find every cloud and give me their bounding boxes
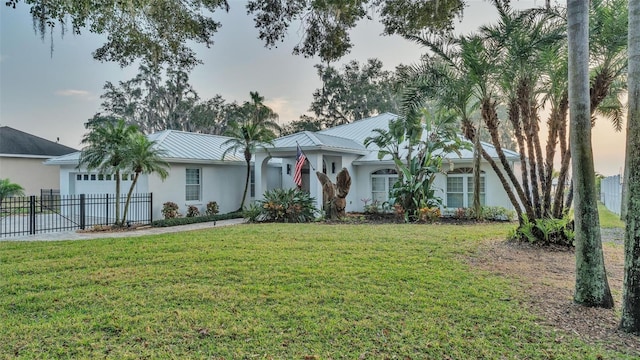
[264,97,301,124]
[55,89,94,100]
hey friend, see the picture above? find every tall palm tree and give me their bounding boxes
[79,119,139,226]
[620,0,640,335]
[121,133,170,225]
[567,0,614,309]
[221,91,280,211]
[0,178,25,208]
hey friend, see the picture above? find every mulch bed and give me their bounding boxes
[469,240,639,356]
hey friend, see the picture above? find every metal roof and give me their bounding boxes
[318,112,398,146]
[45,115,521,167]
[46,130,245,166]
[148,130,244,162]
[271,131,367,153]
[318,112,519,164]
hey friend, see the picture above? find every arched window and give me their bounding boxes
[371,169,398,203]
[446,167,485,208]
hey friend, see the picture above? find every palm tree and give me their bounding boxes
[0,178,25,208]
[79,119,139,226]
[121,133,170,225]
[567,0,614,308]
[620,0,640,335]
[221,91,280,211]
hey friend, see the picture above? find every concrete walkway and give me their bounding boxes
[0,218,247,242]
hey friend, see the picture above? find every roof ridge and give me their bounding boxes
[304,131,323,146]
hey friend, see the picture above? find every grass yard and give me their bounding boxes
[598,202,626,229]
[0,223,634,359]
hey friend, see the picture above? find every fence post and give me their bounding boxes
[105,193,110,226]
[80,194,86,230]
[149,193,153,224]
[29,195,36,235]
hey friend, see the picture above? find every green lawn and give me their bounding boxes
[598,202,626,228]
[0,223,631,359]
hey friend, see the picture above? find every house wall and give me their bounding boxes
[0,156,61,195]
[147,162,246,219]
[352,161,516,213]
[58,162,247,221]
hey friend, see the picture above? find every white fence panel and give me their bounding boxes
[600,175,622,216]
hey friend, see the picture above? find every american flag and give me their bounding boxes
[293,145,306,188]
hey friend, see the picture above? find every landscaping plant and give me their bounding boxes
[253,188,317,223]
[161,201,180,219]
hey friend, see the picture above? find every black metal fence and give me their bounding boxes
[0,193,152,238]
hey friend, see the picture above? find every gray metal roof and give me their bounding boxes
[46,130,245,165]
[318,112,398,145]
[317,112,519,164]
[148,130,244,162]
[45,116,520,167]
[0,126,77,157]
[271,131,366,153]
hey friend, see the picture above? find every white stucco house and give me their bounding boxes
[46,113,520,220]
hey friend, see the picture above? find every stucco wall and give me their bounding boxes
[352,161,516,213]
[58,162,247,221]
[148,162,246,219]
[0,156,61,195]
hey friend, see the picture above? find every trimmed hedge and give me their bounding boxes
[151,212,244,228]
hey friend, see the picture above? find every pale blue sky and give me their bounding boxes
[0,0,626,175]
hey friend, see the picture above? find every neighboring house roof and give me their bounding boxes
[0,126,77,158]
[272,131,367,154]
[46,130,245,166]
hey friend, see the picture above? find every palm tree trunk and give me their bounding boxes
[619,0,640,334]
[553,150,571,218]
[482,97,534,220]
[518,82,542,218]
[568,0,614,308]
[553,101,571,217]
[544,93,568,218]
[509,99,533,209]
[531,108,547,217]
[239,160,251,212]
[121,172,140,226]
[473,126,482,219]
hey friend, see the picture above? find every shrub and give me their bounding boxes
[186,205,200,217]
[481,206,516,221]
[510,214,574,247]
[152,212,243,227]
[253,188,317,223]
[363,200,382,214]
[205,201,219,216]
[161,202,180,219]
[243,203,263,223]
[418,207,441,222]
[442,206,516,222]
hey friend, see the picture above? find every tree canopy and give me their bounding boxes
[6,0,230,68]
[248,0,465,62]
[7,0,466,66]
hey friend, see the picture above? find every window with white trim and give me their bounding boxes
[446,167,485,208]
[185,168,201,202]
[371,169,398,203]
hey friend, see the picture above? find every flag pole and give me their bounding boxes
[296,141,316,172]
